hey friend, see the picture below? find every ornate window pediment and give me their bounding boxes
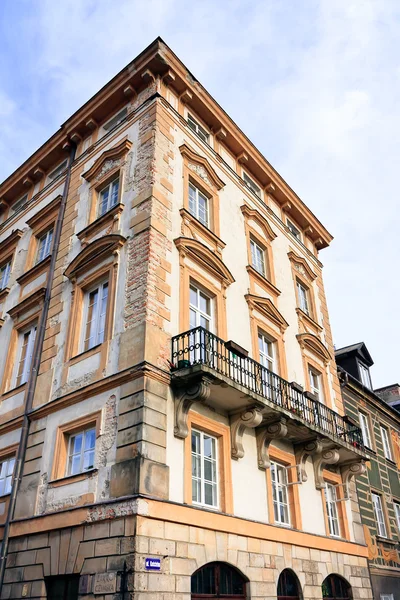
[82,137,132,183]
[241,204,277,241]
[245,294,288,332]
[174,237,234,287]
[288,250,317,282]
[179,144,225,191]
[297,332,331,364]
[64,234,125,280]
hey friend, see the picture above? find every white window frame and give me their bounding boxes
[359,362,372,389]
[188,181,209,227]
[10,194,28,215]
[0,260,11,290]
[189,284,213,332]
[0,456,15,496]
[325,483,340,537]
[66,427,96,476]
[36,229,53,264]
[243,171,262,198]
[98,177,120,217]
[14,325,37,388]
[187,114,209,144]
[380,595,394,600]
[372,492,387,537]
[82,281,109,352]
[309,367,322,401]
[191,428,219,509]
[394,502,400,532]
[103,106,128,132]
[296,280,310,315]
[380,426,393,461]
[258,332,276,373]
[359,411,373,449]
[250,238,266,276]
[287,218,302,241]
[48,160,68,182]
[271,462,290,526]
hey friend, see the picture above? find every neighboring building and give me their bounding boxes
[376,384,400,415]
[0,38,373,600]
[336,344,400,600]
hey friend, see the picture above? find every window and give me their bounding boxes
[359,412,372,448]
[296,280,310,315]
[16,325,37,387]
[98,177,120,217]
[0,456,15,496]
[67,427,96,476]
[394,502,400,531]
[45,575,80,600]
[103,106,127,132]
[309,367,322,400]
[191,429,218,508]
[189,284,212,331]
[359,363,372,389]
[0,261,11,290]
[380,426,393,461]
[187,114,209,143]
[83,281,109,351]
[188,182,209,227]
[372,492,387,537]
[35,228,53,264]
[322,575,352,600]
[250,238,265,276]
[10,194,28,215]
[380,596,394,600]
[271,462,290,525]
[277,569,301,600]
[258,333,276,372]
[191,562,246,598]
[287,219,301,240]
[48,160,68,181]
[325,483,340,537]
[243,171,261,198]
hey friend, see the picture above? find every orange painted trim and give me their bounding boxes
[184,410,233,514]
[321,469,350,541]
[302,355,332,409]
[266,445,302,530]
[248,312,288,381]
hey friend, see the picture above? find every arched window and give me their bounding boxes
[191,562,247,598]
[322,575,352,600]
[277,569,302,600]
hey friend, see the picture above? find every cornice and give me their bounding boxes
[7,287,46,320]
[179,143,225,190]
[64,234,126,279]
[82,137,132,182]
[174,236,234,286]
[241,204,277,241]
[296,332,332,364]
[245,294,288,332]
[288,250,317,282]
[16,255,51,288]
[0,229,23,261]
[25,195,62,230]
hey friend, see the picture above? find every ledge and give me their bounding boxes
[48,468,98,488]
[76,203,124,243]
[1,383,27,402]
[179,208,226,252]
[246,265,281,297]
[296,307,323,333]
[16,255,51,287]
[0,287,10,304]
[7,287,46,319]
[69,343,102,366]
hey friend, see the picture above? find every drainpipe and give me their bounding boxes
[0,141,76,592]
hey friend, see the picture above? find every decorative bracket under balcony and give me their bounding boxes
[230,407,263,459]
[296,439,337,487]
[173,375,214,439]
[340,460,367,499]
[256,418,288,470]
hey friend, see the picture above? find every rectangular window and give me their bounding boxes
[16,325,37,387]
[191,429,218,508]
[189,285,212,331]
[187,114,209,143]
[287,218,301,240]
[325,483,340,537]
[243,171,261,198]
[258,332,276,399]
[296,280,310,315]
[372,492,387,537]
[394,502,400,531]
[48,160,68,181]
[250,239,265,276]
[359,412,372,448]
[45,575,80,600]
[380,426,393,460]
[36,228,53,264]
[271,462,290,525]
[98,177,120,217]
[103,107,127,132]
[309,367,322,400]
[10,194,28,215]
[380,596,394,600]
[83,282,109,351]
[67,427,96,476]
[359,363,372,389]
[0,456,15,496]
[188,182,209,227]
[0,261,11,290]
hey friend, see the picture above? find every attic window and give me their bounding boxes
[10,194,28,215]
[48,160,68,181]
[287,218,302,241]
[187,114,209,143]
[359,363,372,390]
[243,171,262,199]
[103,107,128,132]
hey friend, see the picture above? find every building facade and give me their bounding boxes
[0,38,373,599]
[336,345,400,600]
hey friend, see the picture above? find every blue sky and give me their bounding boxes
[0,0,398,387]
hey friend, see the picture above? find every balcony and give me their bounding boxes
[171,327,367,490]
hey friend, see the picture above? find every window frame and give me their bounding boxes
[250,237,266,277]
[242,170,262,199]
[394,501,400,532]
[187,113,210,144]
[102,106,128,133]
[189,282,214,333]
[184,411,233,514]
[308,366,323,402]
[258,331,277,373]
[358,362,372,389]
[380,425,393,461]
[266,446,302,530]
[372,492,388,538]
[47,159,68,182]
[66,426,96,477]
[14,323,37,388]
[325,482,340,537]
[191,428,219,509]
[321,471,350,540]
[271,461,291,526]
[81,279,109,353]
[0,260,11,291]
[359,411,373,449]
[296,279,310,315]
[35,227,54,265]
[287,218,302,241]
[188,180,210,228]
[0,455,16,497]
[97,176,120,218]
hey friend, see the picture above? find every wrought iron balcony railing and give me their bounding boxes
[171,326,364,450]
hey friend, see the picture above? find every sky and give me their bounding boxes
[0,0,398,388]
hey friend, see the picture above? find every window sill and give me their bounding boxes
[295,307,322,333]
[0,287,10,303]
[69,343,103,366]
[179,208,225,251]
[49,468,97,488]
[76,203,124,244]
[16,254,52,287]
[1,383,27,401]
[246,265,281,297]
[0,493,11,500]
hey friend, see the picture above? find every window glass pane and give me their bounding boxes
[0,262,11,290]
[110,179,119,206]
[85,429,96,451]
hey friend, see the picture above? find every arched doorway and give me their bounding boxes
[322,575,353,600]
[191,562,247,599]
[277,569,302,600]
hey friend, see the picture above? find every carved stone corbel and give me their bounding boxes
[174,377,213,439]
[256,418,288,470]
[313,448,340,489]
[295,439,324,482]
[341,460,367,499]
[230,408,263,460]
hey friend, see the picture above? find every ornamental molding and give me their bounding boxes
[288,250,317,282]
[245,294,289,333]
[64,234,126,280]
[240,204,277,241]
[173,376,214,439]
[340,460,367,499]
[82,137,132,183]
[256,418,288,470]
[296,332,332,364]
[179,144,225,190]
[230,407,263,460]
[174,237,234,286]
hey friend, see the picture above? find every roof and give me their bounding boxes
[335,342,374,367]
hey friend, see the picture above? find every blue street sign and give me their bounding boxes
[145,557,161,571]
